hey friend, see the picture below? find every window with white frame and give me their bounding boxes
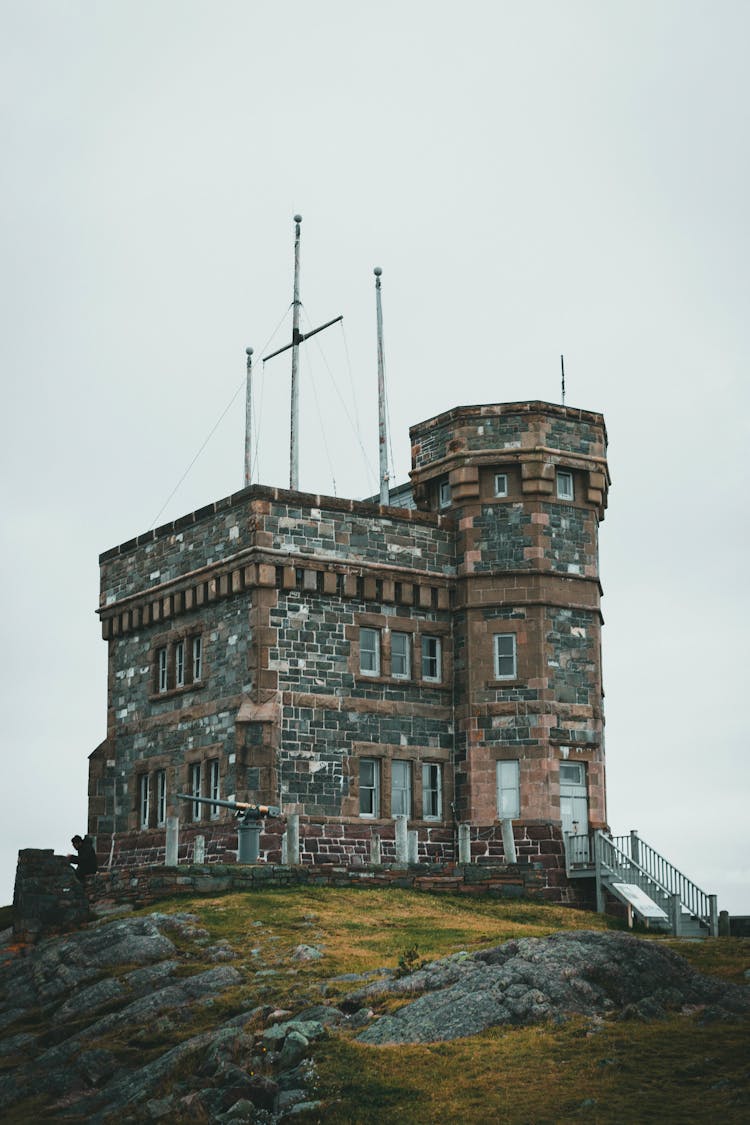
[391,632,411,679]
[360,627,381,676]
[496,760,520,819]
[439,478,451,508]
[359,758,380,817]
[192,635,203,681]
[422,762,442,820]
[175,640,185,688]
[139,774,150,828]
[556,469,574,501]
[157,647,168,693]
[189,762,202,822]
[494,473,508,497]
[156,769,167,827]
[421,635,442,682]
[208,760,220,819]
[493,633,517,679]
[391,760,412,817]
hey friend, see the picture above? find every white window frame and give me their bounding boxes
[175,640,185,688]
[556,469,574,501]
[421,635,442,682]
[391,760,412,818]
[359,758,380,818]
[157,647,168,693]
[439,479,451,508]
[208,759,220,819]
[139,774,150,828]
[192,636,203,682]
[156,769,167,827]
[391,632,411,679]
[189,762,202,822]
[493,633,517,680]
[496,760,520,819]
[360,627,381,677]
[494,473,508,497]
[422,762,442,820]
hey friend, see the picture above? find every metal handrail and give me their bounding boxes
[598,831,715,933]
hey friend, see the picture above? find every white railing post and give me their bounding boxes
[500,819,517,863]
[165,816,179,866]
[458,823,471,864]
[370,833,382,865]
[394,816,409,864]
[408,830,419,865]
[287,813,300,865]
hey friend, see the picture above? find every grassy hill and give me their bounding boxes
[2,889,748,1122]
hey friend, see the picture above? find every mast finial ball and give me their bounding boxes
[374,266,382,276]
[245,347,254,357]
[294,213,302,223]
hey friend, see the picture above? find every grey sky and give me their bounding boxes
[2,1,748,912]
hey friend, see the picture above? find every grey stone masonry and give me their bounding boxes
[90,399,610,905]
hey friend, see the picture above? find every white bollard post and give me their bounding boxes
[193,835,205,864]
[165,817,179,867]
[370,833,382,865]
[408,830,419,865]
[500,819,517,864]
[287,813,300,865]
[394,815,409,864]
[458,823,471,864]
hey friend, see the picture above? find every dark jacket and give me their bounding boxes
[72,837,99,877]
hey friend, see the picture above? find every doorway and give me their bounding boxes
[560,760,589,863]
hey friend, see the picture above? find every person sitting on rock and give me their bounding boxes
[67,835,98,883]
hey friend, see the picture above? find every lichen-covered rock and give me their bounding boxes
[355,931,750,1045]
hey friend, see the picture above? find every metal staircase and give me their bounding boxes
[565,829,718,937]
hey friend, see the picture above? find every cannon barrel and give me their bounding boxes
[176,794,281,817]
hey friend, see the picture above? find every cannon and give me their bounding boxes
[176,794,282,863]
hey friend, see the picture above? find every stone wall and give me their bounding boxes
[13,849,90,943]
[87,858,552,914]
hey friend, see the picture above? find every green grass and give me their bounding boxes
[3,889,748,1123]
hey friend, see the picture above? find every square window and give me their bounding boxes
[421,635,442,682]
[155,770,167,827]
[391,632,411,679]
[557,470,574,501]
[138,774,150,828]
[493,633,517,679]
[359,758,380,817]
[157,647,168,693]
[175,640,185,688]
[422,762,442,820]
[391,760,412,817]
[439,479,451,508]
[192,636,203,682]
[360,627,381,676]
[494,473,508,497]
[496,759,520,819]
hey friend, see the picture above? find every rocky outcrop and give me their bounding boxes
[1,912,746,1120]
[346,930,750,1044]
[0,911,335,1121]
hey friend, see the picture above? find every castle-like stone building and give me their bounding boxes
[89,400,609,894]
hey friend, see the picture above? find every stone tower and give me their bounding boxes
[410,401,609,841]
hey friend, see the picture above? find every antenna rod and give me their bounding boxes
[244,347,253,487]
[374,267,389,506]
[290,214,302,490]
[561,354,566,406]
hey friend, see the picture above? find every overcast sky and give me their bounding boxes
[2,2,748,914]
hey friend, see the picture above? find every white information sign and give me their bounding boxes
[611,883,668,920]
